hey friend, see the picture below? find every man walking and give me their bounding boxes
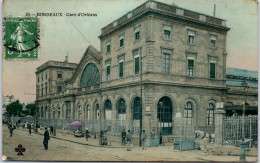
[121,129,126,146]
[85,128,89,141]
[50,126,53,136]
[43,127,50,150]
[8,124,13,137]
[141,130,147,150]
[28,124,31,135]
[126,130,132,151]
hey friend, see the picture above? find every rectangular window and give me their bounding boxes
[57,73,62,79]
[135,31,140,41]
[57,86,62,93]
[119,61,124,77]
[163,29,171,40]
[210,62,216,78]
[162,53,170,73]
[107,43,111,53]
[37,77,39,83]
[134,56,140,74]
[210,35,217,48]
[41,84,43,96]
[207,110,214,125]
[45,73,47,80]
[119,38,124,48]
[188,30,196,44]
[36,86,39,96]
[41,74,43,81]
[106,65,110,80]
[188,59,194,76]
[45,83,48,95]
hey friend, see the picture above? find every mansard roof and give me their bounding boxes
[65,45,101,83]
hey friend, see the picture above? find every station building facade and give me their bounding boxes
[36,0,257,137]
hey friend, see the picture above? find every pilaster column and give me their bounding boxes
[214,109,226,146]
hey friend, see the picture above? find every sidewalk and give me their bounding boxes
[17,127,124,148]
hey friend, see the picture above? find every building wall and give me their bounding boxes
[101,18,148,84]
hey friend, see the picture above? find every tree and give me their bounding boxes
[6,100,23,116]
[26,103,36,116]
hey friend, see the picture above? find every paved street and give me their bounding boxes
[2,126,258,162]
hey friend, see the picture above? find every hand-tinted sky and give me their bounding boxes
[2,0,258,103]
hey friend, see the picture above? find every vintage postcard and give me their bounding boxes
[2,0,258,162]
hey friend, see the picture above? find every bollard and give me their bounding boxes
[239,141,246,161]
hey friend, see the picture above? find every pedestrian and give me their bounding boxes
[141,130,147,150]
[126,130,132,151]
[159,131,162,146]
[121,129,126,146]
[85,128,89,141]
[43,127,50,150]
[8,124,13,137]
[50,126,53,135]
[25,122,28,129]
[28,124,31,135]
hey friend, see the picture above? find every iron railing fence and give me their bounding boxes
[222,115,258,148]
[12,117,142,138]
[173,118,195,142]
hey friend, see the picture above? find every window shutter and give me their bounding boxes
[107,44,110,53]
[120,38,124,47]
[188,59,194,68]
[107,65,110,75]
[135,57,139,74]
[135,31,140,40]
[119,62,124,77]
[210,63,215,78]
[164,29,171,35]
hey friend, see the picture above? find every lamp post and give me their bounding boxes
[239,81,249,161]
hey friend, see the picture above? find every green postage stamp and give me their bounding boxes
[3,17,40,60]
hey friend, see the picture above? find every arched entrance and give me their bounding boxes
[133,97,141,120]
[157,96,173,135]
[104,99,112,120]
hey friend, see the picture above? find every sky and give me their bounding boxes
[2,0,259,103]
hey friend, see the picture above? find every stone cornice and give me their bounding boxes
[99,1,229,40]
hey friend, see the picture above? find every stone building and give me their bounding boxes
[224,68,258,116]
[35,0,256,139]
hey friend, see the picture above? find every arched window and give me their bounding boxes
[105,100,112,120]
[48,107,51,119]
[41,107,44,118]
[80,63,100,87]
[133,97,141,120]
[77,105,81,120]
[95,103,100,119]
[85,104,90,119]
[57,106,61,119]
[118,98,126,114]
[184,102,193,125]
[157,96,173,135]
[52,107,55,118]
[207,103,214,125]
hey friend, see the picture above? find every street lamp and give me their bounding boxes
[239,80,249,161]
